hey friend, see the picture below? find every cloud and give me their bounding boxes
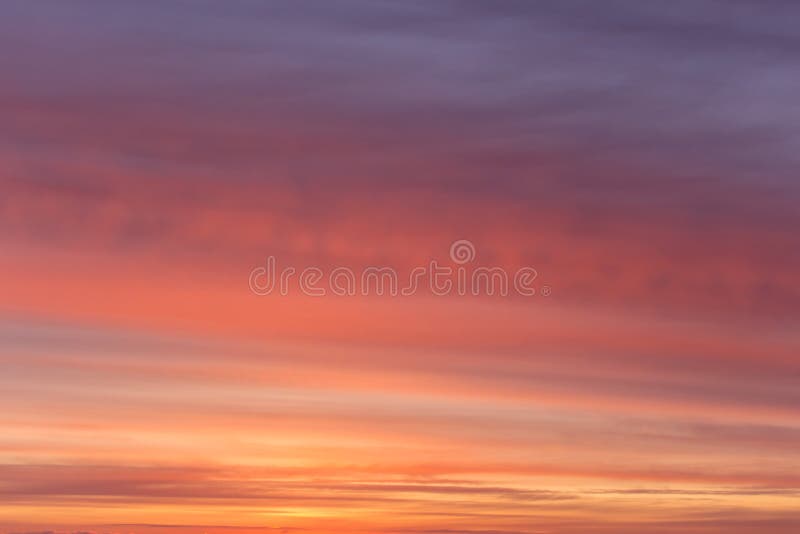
[1,2,799,533]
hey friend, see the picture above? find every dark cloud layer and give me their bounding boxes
[2,0,799,194]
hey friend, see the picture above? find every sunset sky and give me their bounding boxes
[1,2,800,534]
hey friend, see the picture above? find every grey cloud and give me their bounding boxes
[1,0,799,195]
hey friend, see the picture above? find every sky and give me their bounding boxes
[1,1,799,533]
